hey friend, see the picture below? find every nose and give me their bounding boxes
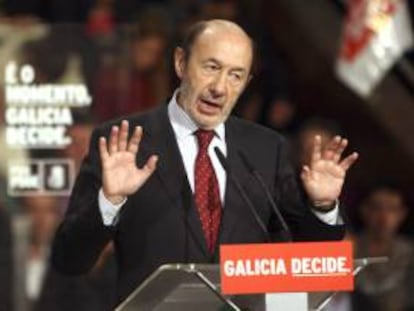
[209,72,227,98]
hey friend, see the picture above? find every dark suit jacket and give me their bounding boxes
[51,105,345,304]
[34,258,117,311]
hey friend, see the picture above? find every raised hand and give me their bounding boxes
[99,120,158,204]
[301,135,358,210]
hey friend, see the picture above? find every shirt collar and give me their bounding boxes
[168,90,225,141]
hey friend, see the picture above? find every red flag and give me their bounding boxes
[336,0,413,97]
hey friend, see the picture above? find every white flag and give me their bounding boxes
[336,0,413,97]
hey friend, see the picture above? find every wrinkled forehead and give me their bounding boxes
[191,26,253,70]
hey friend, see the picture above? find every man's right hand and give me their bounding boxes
[99,120,158,205]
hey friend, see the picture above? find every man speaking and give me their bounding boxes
[51,20,358,304]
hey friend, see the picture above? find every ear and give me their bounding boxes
[245,74,253,88]
[248,73,253,83]
[240,73,253,93]
[174,47,186,79]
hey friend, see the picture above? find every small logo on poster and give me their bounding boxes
[8,159,74,196]
[8,163,41,192]
[44,163,69,190]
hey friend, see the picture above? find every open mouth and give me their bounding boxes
[198,98,222,115]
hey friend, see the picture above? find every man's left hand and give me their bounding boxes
[301,135,358,210]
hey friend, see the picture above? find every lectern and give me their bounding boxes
[115,257,387,311]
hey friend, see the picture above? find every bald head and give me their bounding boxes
[204,19,251,41]
[181,19,254,65]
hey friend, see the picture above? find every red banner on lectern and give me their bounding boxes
[220,241,353,295]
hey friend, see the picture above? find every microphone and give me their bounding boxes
[238,150,293,242]
[214,147,271,242]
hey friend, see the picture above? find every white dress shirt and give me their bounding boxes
[98,92,341,226]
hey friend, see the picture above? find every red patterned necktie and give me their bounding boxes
[194,129,222,254]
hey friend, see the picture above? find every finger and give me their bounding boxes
[118,120,129,151]
[99,137,109,162]
[311,136,322,164]
[339,152,359,171]
[141,155,159,178]
[333,138,348,163]
[127,126,143,154]
[301,165,311,181]
[322,136,341,160]
[325,136,341,151]
[109,126,119,155]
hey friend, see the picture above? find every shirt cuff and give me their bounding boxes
[311,201,343,225]
[98,188,127,226]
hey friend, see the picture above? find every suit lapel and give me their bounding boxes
[142,108,253,259]
[143,106,210,258]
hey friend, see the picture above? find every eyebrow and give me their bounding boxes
[203,58,248,73]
